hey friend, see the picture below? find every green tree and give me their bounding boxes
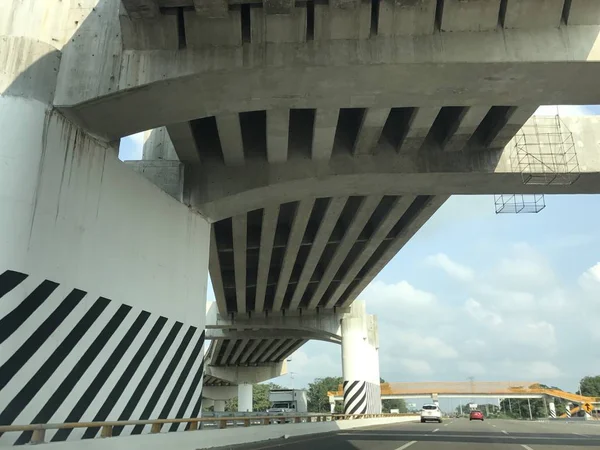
[307,376,344,413]
[382,398,407,413]
[578,376,600,397]
[225,383,283,412]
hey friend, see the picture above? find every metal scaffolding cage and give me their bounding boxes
[511,115,580,186]
[494,194,546,214]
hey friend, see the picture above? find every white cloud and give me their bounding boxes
[426,253,474,282]
[458,361,486,376]
[522,361,562,379]
[507,321,557,352]
[579,262,600,289]
[398,359,434,376]
[464,298,503,326]
[394,332,459,360]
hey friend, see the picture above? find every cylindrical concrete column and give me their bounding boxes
[238,383,253,412]
[341,300,381,415]
[548,399,556,418]
[566,403,572,418]
[214,400,226,412]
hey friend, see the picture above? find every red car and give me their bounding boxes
[470,410,484,421]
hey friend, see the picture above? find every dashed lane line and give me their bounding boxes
[395,442,418,450]
[521,446,534,450]
[502,430,509,435]
[432,428,439,433]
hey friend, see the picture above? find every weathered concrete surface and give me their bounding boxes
[57,25,600,139]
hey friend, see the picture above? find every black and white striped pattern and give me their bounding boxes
[549,408,557,419]
[0,270,205,444]
[566,405,572,417]
[343,380,381,415]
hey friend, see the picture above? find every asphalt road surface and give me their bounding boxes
[222,418,600,450]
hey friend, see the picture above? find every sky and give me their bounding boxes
[120,105,600,399]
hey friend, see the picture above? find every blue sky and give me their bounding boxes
[120,106,600,398]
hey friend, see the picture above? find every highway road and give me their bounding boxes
[222,418,600,450]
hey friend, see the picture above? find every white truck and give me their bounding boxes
[267,389,308,414]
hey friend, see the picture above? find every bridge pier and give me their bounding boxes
[1,2,211,443]
[341,300,381,414]
[238,384,253,413]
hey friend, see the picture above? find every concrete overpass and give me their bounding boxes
[2,0,600,445]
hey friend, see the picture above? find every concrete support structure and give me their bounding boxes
[0,2,210,445]
[548,399,557,419]
[238,384,253,413]
[341,301,381,414]
[214,401,226,413]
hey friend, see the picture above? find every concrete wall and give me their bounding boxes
[13,416,418,450]
[1,4,211,440]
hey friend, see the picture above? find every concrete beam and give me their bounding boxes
[314,4,370,40]
[122,0,159,19]
[206,302,343,338]
[267,109,290,163]
[288,197,348,311]
[210,339,225,366]
[205,361,286,384]
[342,195,449,305]
[216,114,245,166]
[269,339,299,361]
[440,0,501,32]
[485,105,537,150]
[232,214,248,314]
[193,0,229,18]
[398,107,441,153]
[329,195,417,309]
[249,339,275,364]
[443,106,490,152]
[378,0,436,36]
[504,0,565,28]
[239,339,262,364]
[203,385,238,400]
[264,0,295,14]
[254,206,279,313]
[207,329,341,343]
[143,127,178,160]
[307,196,382,309]
[167,122,200,163]
[119,9,178,50]
[209,233,229,316]
[220,339,237,365]
[252,8,307,43]
[565,0,600,25]
[272,199,315,311]
[230,338,250,365]
[259,340,287,363]
[353,108,391,155]
[59,27,600,139]
[125,161,184,201]
[312,109,339,161]
[183,10,242,47]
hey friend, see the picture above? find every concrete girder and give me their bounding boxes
[143,127,178,160]
[442,106,491,152]
[306,195,382,310]
[207,329,341,343]
[185,115,600,221]
[254,206,279,313]
[287,197,348,311]
[216,114,245,166]
[57,27,600,138]
[204,361,287,384]
[166,122,201,163]
[122,0,160,19]
[326,195,416,309]
[239,339,262,364]
[353,108,391,155]
[312,109,339,161]
[266,109,290,163]
[206,302,343,339]
[249,339,275,364]
[397,107,441,154]
[229,338,250,365]
[271,199,314,311]
[232,214,248,314]
[209,233,228,315]
[482,105,538,150]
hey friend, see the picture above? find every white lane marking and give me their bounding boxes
[443,424,448,426]
[432,428,439,433]
[521,446,534,450]
[492,425,497,428]
[573,432,588,437]
[395,442,418,450]
[502,430,509,435]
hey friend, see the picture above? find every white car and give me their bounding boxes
[420,404,442,423]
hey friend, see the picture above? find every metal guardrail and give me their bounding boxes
[0,413,413,445]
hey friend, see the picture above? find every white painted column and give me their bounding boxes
[214,400,226,413]
[341,300,381,414]
[1,9,211,444]
[548,399,556,419]
[238,383,253,412]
